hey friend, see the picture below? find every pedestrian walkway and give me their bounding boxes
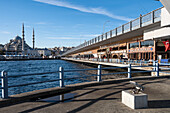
[0,78,170,113]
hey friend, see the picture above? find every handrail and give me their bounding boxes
[64,74,97,80]
[0,62,160,99]
[8,71,60,78]
[102,66,128,70]
[8,78,61,88]
[64,68,98,72]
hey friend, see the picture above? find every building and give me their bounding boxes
[0,44,4,50]
[36,48,51,57]
[3,24,40,58]
[4,35,31,55]
[2,24,43,59]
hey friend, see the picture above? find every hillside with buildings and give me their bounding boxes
[0,24,74,60]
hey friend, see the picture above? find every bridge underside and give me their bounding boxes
[160,0,170,14]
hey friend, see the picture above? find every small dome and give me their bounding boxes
[14,36,22,41]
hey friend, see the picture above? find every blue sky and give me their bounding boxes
[0,0,162,48]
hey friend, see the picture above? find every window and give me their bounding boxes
[112,47,118,50]
[130,42,139,48]
[120,46,126,50]
[141,40,154,47]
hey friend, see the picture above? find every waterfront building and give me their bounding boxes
[36,48,51,57]
[4,35,31,55]
[0,44,4,50]
[4,24,32,56]
[2,24,51,59]
[62,7,170,62]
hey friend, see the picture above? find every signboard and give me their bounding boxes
[84,51,92,54]
[128,47,154,53]
[111,50,126,54]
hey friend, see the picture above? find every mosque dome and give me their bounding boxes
[14,36,22,42]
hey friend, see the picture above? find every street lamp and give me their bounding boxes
[103,20,110,34]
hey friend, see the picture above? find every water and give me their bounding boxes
[0,60,96,96]
[37,93,77,103]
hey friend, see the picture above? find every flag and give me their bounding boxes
[162,40,170,52]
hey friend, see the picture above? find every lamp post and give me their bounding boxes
[103,21,110,34]
[103,21,110,62]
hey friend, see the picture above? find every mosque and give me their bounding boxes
[3,24,51,59]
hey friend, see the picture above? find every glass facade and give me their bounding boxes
[141,40,154,47]
[130,42,139,48]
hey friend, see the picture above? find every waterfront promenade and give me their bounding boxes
[62,58,154,71]
[0,76,170,113]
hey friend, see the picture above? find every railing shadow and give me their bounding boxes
[17,83,130,113]
[148,100,170,108]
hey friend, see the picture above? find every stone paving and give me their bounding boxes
[0,78,170,113]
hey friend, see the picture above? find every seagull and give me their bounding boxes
[129,81,144,94]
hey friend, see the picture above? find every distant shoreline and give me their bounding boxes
[0,57,61,61]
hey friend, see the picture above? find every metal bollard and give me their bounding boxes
[156,63,159,77]
[154,61,157,72]
[140,61,142,66]
[1,71,8,99]
[59,67,64,87]
[97,65,102,82]
[128,64,131,78]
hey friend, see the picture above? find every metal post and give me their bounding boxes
[128,64,131,78]
[139,14,142,27]
[110,30,112,38]
[153,60,157,72]
[115,28,117,36]
[122,25,124,33]
[130,21,132,31]
[152,11,155,23]
[1,71,8,99]
[156,63,159,77]
[97,65,102,82]
[140,60,142,66]
[59,67,64,87]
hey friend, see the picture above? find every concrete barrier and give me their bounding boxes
[122,90,148,109]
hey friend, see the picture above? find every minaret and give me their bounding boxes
[33,28,35,49]
[22,23,25,55]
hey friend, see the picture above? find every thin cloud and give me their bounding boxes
[48,34,100,40]
[25,25,31,28]
[36,22,47,25]
[1,31,10,34]
[48,37,87,40]
[81,34,100,37]
[33,0,132,21]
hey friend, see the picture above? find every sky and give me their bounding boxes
[0,0,163,48]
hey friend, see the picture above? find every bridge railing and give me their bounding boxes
[0,62,163,99]
[68,57,153,66]
[62,7,162,56]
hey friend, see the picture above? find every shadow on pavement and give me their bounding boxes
[148,100,170,108]
[18,83,130,113]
